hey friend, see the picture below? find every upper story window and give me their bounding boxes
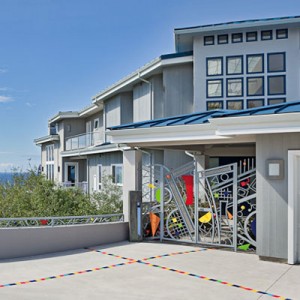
[46,144,54,162]
[267,52,286,72]
[207,57,223,76]
[218,34,228,44]
[232,33,243,43]
[276,29,288,39]
[227,78,243,97]
[246,32,257,42]
[207,79,223,98]
[247,54,264,74]
[112,164,123,185]
[204,36,214,45]
[247,77,264,96]
[261,30,272,40]
[268,75,286,95]
[226,56,243,75]
[207,101,223,111]
[94,118,100,130]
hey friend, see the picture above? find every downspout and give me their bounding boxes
[138,73,153,120]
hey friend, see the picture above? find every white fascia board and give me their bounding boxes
[211,113,300,135]
[48,112,79,124]
[61,145,129,157]
[108,123,231,144]
[34,135,60,145]
[78,103,103,117]
[92,56,193,103]
[174,18,300,35]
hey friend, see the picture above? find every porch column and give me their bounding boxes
[122,149,142,222]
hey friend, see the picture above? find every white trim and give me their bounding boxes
[97,164,102,191]
[288,150,300,264]
[34,135,59,145]
[61,145,127,157]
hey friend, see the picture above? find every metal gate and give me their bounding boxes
[142,160,256,252]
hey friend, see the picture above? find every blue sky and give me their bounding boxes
[0,0,299,172]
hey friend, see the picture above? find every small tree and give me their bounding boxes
[92,175,123,214]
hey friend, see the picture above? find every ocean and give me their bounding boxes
[0,172,15,184]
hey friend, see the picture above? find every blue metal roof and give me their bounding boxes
[175,15,300,32]
[108,101,300,131]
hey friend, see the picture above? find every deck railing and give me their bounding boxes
[0,214,124,228]
[62,181,88,193]
[65,131,102,151]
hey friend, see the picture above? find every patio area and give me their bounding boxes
[0,241,299,300]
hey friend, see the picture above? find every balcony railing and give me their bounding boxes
[62,181,88,193]
[65,131,102,151]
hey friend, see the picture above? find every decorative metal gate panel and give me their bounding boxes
[142,160,256,252]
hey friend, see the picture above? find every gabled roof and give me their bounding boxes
[108,101,300,131]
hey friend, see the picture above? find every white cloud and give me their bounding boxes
[0,96,13,103]
[0,87,8,91]
[25,102,33,107]
[0,69,7,74]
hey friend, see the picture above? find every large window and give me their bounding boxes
[226,56,243,75]
[97,164,102,190]
[267,53,285,72]
[207,58,223,76]
[268,75,285,95]
[247,99,264,108]
[45,144,54,181]
[247,77,264,96]
[112,165,123,185]
[227,78,243,97]
[207,80,223,98]
[247,54,263,73]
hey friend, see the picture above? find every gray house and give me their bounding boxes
[35,16,300,264]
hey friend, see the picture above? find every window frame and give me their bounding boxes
[247,76,264,96]
[276,29,288,39]
[246,54,264,74]
[246,32,257,42]
[218,34,228,44]
[226,77,244,98]
[226,55,243,75]
[206,79,223,98]
[206,57,223,77]
[206,101,224,111]
[112,164,123,186]
[97,164,102,190]
[261,30,273,41]
[226,100,244,110]
[267,98,286,105]
[231,33,243,43]
[247,99,265,109]
[204,35,215,46]
[267,52,286,73]
[267,75,286,96]
[94,118,100,130]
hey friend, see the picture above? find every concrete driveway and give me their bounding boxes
[0,241,299,300]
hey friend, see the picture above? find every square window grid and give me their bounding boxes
[227,100,243,110]
[207,58,223,76]
[207,79,223,98]
[268,75,285,95]
[207,101,223,111]
[227,56,243,75]
[227,78,243,97]
[268,53,285,72]
[247,99,264,108]
[247,77,264,96]
[247,54,264,73]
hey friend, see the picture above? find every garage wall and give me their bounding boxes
[256,132,300,260]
